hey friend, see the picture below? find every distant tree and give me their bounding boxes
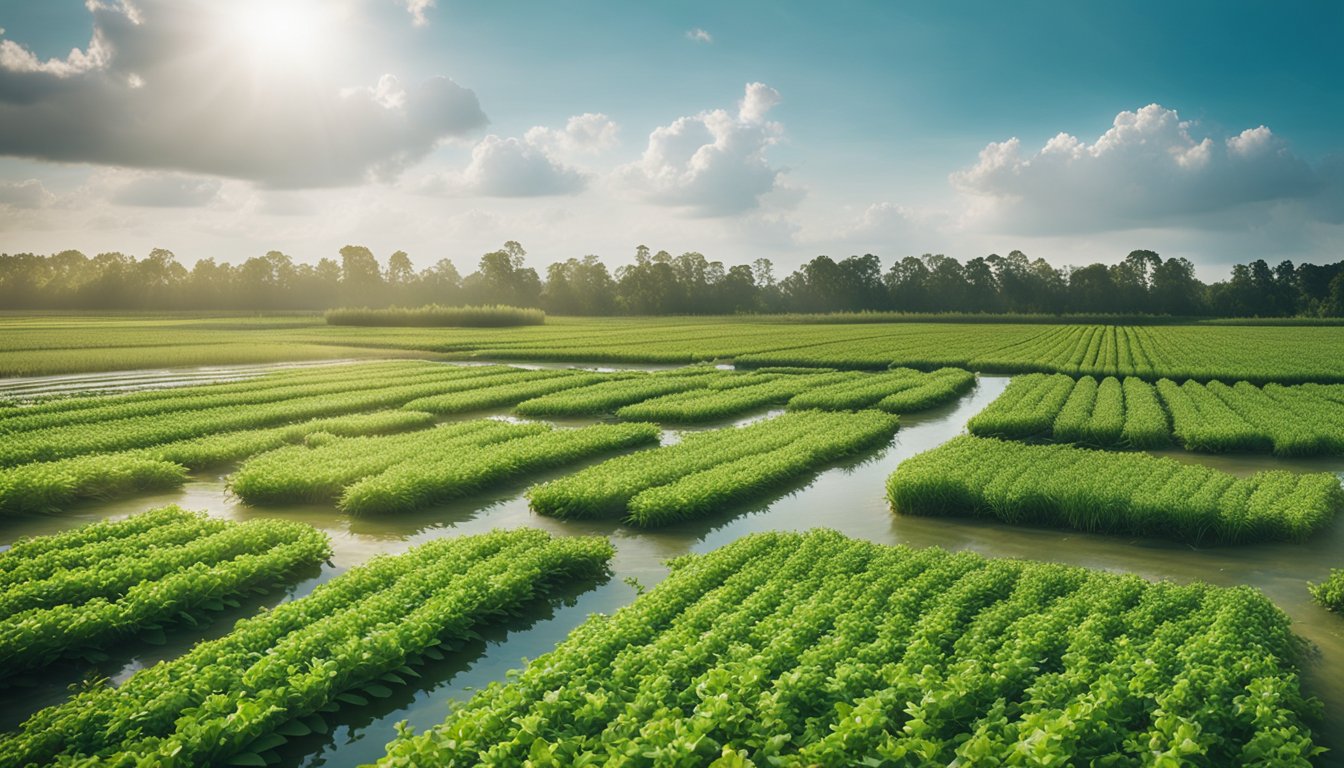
[339,245,384,306]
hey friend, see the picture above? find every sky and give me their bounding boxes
[0,0,1341,280]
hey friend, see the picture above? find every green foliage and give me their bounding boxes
[325,304,546,327]
[0,529,613,767]
[0,506,330,676]
[887,436,1344,543]
[373,531,1322,767]
[614,372,857,423]
[1310,570,1344,613]
[338,422,661,515]
[971,373,1344,455]
[772,366,975,414]
[402,370,616,414]
[514,370,723,417]
[231,419,549,505]
[529,410,899,526]
[0,453,187,515]
[0,362,537,466]
[4,316,1344,383]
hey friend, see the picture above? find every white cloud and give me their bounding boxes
[618,82,789,216]
[524,113,619,158]
[461,136,586,196]
[952,103,1326,234]
[0,1,487,187]
[421,133,588,198]
[0,178,53,208]
[109,173,223,208]
[404,0,435,27]
[686,28,713,43]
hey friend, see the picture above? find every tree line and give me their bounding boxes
[1,242,1342,318]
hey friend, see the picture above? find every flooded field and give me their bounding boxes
[2,368,1342,766]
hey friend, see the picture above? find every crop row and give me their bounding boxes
[0,410,436,516]
[512,369,725,417]
[375,530,1319,766]
[401,369,617,413]
[0,363,584,466]
[0,360,457,433]
[529,409,899,526]
[0,506,330,678]
[231,419,552,505]
[970,373,1344,455]
[968,373,1169,449]
[0,529,613,767]
[340,422,660,516]
[613,371,858,422]
[887,436,1344,543]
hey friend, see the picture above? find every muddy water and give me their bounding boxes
[2,373,1344,765]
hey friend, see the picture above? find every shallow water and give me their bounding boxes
[2,371,1344,765]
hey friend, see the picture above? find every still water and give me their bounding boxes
[2,372,1343,765]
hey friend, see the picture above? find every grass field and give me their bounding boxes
[2,314,1343,383]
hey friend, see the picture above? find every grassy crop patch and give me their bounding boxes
[0,506,330,678]
[339,422,661,515]
[887,436,1344,543]
[529,409,899,526]
[0,529,612,767]
[374,530,1321,766]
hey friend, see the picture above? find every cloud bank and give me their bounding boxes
[0,0,486,187]
[952,104,1332,234]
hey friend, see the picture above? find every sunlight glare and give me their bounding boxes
[227,0,331,70]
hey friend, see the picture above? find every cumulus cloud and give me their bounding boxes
[618,82,789,216]
[109,173,223,207]
[952,104,1328,233]
[524,113,619,157]
[457,136,586,196]
[0,178,53,208]
[686,28,713,43]
[420,114,611,197]
[0,1,487,187]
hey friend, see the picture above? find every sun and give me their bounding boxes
[226,0,332,70]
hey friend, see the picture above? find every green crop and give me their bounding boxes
[888,436,1343,543]
[529,410,899,526]
[0,363,559,466]
[374,530,1321,766]
[231,419,549,505]
[0,528,612,767]
[1311,570,1344,613]
[614,372,858,422]
[513,370,723,417]
[401,370,617,414]
[0,506,330,677]
[338,422,661,515]
[782,366,973,413]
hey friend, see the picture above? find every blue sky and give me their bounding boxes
[0,0,1340,279]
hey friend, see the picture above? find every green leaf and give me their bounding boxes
[276,720,312,738]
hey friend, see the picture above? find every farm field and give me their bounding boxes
[378,530,1318,766]
[971,373,1344,455]
[4,314,1344,383]
[0,323,1343,765]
